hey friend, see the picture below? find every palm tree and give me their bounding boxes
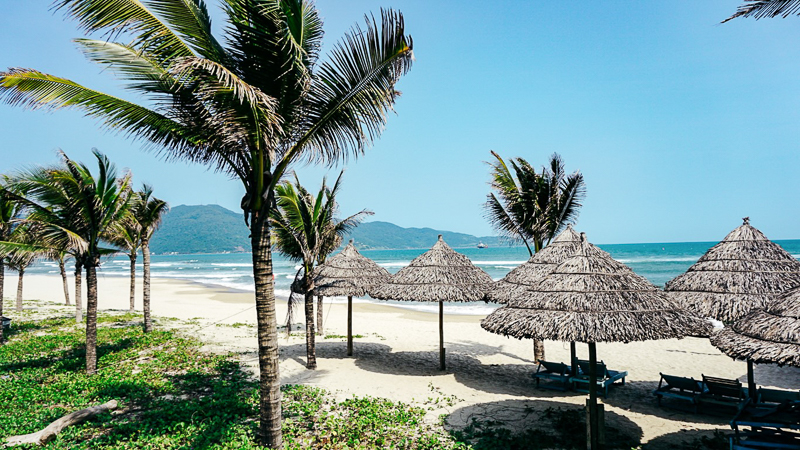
[5,224,38,313]
[0,2,412,445]
[0,185,24,344]
[271,171,370,369]
[131,185,168,333]
[723,0,800,22]
[107,212,141,314]
[7,150,131,374]
[485,151,586,361]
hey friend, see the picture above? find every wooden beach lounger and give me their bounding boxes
[652,373,706,412]
[571,360,627,397]
[758,388,800,406]
[699,375,748,410]
[532,360,573,391]
[730,398,800,449]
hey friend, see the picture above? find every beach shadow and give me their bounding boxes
[601,380,737,425]
[446,398,643,450]
[0,338,136,374]
[642,428,730,450]
[744,364,800,390]
[446,340,537,364]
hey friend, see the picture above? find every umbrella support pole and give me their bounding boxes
[587,342,604,449]
[347,296,353,357]
[747,360,757,402]
[439,300,445,371]
[570,342,577,376]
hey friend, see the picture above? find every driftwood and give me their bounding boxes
[5,400,118,447]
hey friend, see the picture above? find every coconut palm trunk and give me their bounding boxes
[250,214,282,448]
[128,252,136,313]
[85,263,98,375]
[15,267,23,313]
[59,258,70,306]
[316,295,324,336]
[75,261,82,323]
[304,277,317,369]
[142,241,152,332]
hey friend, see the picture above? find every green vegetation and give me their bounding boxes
[0,313,482,449]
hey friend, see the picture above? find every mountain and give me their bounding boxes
[149,204,250,254]
[149,205,501,254]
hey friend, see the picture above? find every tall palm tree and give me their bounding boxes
[0,185,24,344]
[723,0,800,22]
[485,151,586,361]
[5,224,38,313]
[0,2,412,445]
[7,150,131,374]
[107,212,141,314]
[271,171,370,369]
[131,185,168,333]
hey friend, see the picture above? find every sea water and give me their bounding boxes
[24,240,800,316]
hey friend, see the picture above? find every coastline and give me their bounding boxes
[6,274,800,447]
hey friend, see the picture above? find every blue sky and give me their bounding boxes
[2,1,799,244]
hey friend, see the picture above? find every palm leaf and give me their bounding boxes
[723,0,800,22]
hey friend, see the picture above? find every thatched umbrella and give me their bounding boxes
[488,225,583,368]
[665,217,800,323]
[710,286,800,402]
[313,240,390,356]
[370,235,493,371]
[482,232,708,449]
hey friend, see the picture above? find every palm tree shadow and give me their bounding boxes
[0,338,137,373]
[446,398,642,450]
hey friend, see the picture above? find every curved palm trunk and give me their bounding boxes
[129,252,137,313]
[251,213,282,449]
[142,241,152,332]
[304,288,317,369]
[60,259,70,306]
[316,295,323,336]
[85,264,98,375]
[0,262,4,344]
[75,261,83,323]
[15,268,23,313]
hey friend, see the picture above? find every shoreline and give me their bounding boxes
[6,273,800,448]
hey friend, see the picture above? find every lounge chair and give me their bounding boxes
[532,360,573,391]
[730,398,800,449]
[652,373,706,412]
[758,388,800,406]
[571,359,627,397]
[699,375,748,410]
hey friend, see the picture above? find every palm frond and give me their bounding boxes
[277,9,413,175]
[723,0,800,23]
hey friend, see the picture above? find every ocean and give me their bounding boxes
[25,240,800,316]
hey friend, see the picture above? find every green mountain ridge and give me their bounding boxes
[149,205,501,254]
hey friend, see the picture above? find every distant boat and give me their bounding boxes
[477,242,488,249]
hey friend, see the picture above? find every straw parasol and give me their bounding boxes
[710,286,800,401]
[665,217,800,324]
[313,240,390,356]
[487,224,583,368]
[482,232,708,449]
[370,235,493,371]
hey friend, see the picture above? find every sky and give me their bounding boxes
[2,1,800,245]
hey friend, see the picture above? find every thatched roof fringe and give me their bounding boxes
[313,241,390,297]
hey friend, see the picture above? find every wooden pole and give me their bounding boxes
[347,296,353,356]
[587,342,602,450]
[747,360,757,402]
[439,300,445,371]
[570,341,577,376]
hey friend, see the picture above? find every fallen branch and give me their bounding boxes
[5,400,119,447]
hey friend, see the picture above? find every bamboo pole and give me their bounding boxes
[347,296,353,356]
[747,360,757,402]
[439,300,445,371]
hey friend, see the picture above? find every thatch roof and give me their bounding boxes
[710,287,800,366]
[369,235,493,302]
[313,240,390,297]
[488,225,583,303]
[665,218,800,323]
[481,233,710,343]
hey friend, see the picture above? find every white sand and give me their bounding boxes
[6,273,800,448]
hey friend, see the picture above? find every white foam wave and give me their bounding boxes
[615,256,700,264]
[378,261,411,268]
[211,263,252,268]
[471,260,526,266]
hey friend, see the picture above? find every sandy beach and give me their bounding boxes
[6,273,800,448]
